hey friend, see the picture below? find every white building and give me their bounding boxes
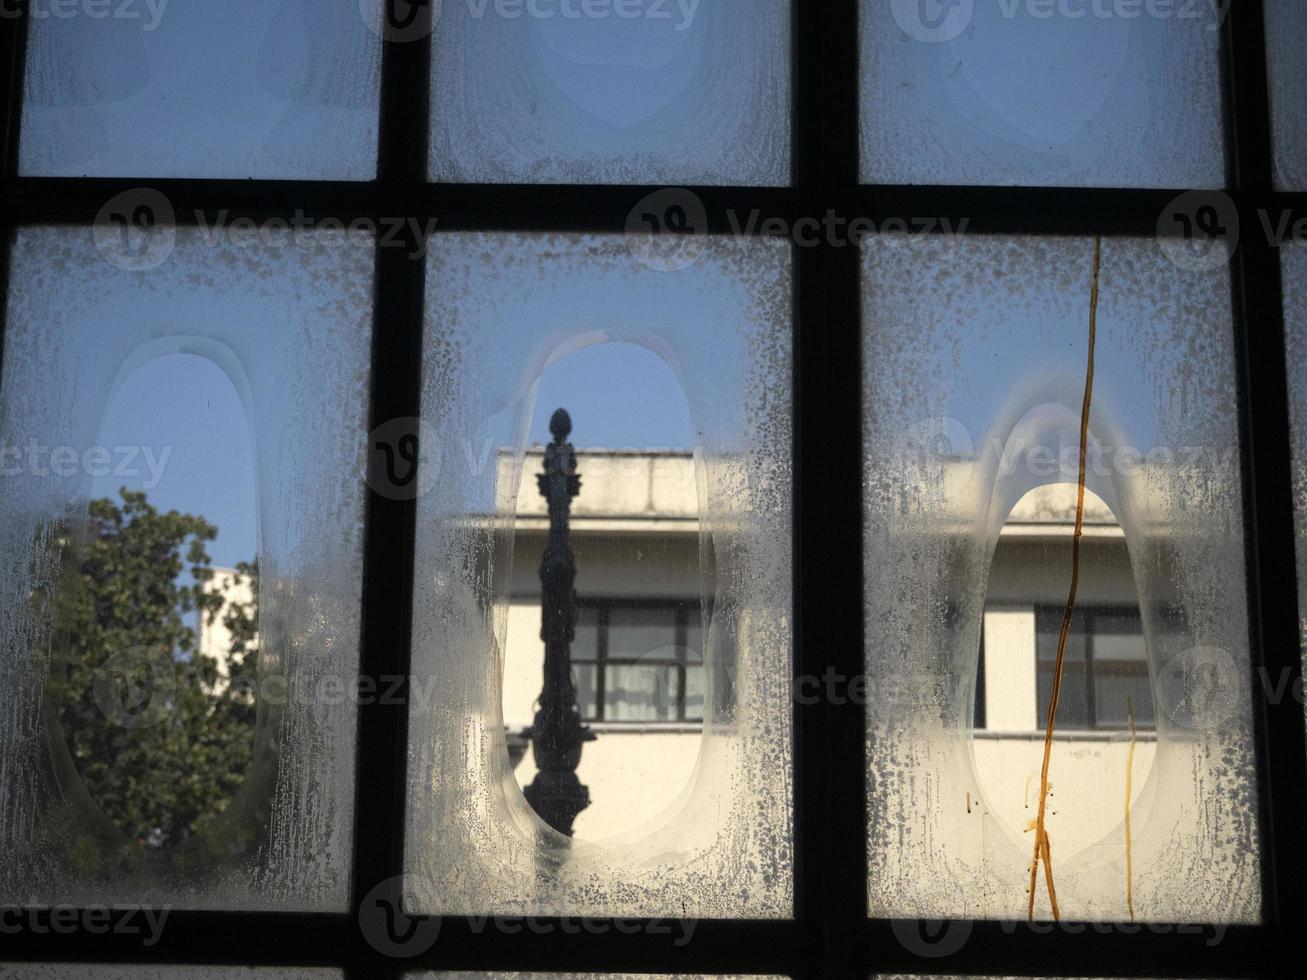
[500,449,1157,846]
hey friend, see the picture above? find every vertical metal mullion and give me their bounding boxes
[596,604,609,721]
[676,604,688,721]
[0,0,28,180]
[0,1,29,401]
[794,2,864,978]
[347,5,432,979]
[1223,0,1307,939]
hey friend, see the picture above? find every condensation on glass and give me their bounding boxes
[1267,3,1307,190]
[20,0,381,178]
[0,226,373,910]
[428,0,790,185]
[859,0,1223,187]
[862,235,1259,922]
[408,232,793,918]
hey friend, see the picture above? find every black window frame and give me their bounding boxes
[0,1,1303,978]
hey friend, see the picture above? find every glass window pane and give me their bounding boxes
[20,1,381,178]
[607,605,679,660]
[1267,0,1307,189]
[1036,663,1092,730]
[1093,629,1148,662]
[409,232,793,918]
[429,0,790,185]
[1036,607,1088,662]
[864,234,1257,922]
[1094,669,1155,729]
[0,226,373,911]
[860,0,1223,187]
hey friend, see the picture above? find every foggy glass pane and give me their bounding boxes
[860,0,1223,186]
[0,226,373,911]
[1267,1,1307,189]
[409,232,793,918]
[20,0,381,178]
[864,235,1257,922]
[429,0,790,184]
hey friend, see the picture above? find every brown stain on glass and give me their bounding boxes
[1026,235,1103,921]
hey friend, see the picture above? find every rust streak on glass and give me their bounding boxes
[1027,234,1102,921]
[1125,695,1137,921]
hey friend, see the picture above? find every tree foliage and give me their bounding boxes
[44,489,259,850]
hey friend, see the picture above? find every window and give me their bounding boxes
[2,1,1303,978]
[573,599,705,724]
[1034,606,1155,732]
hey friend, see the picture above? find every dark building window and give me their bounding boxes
[1034,606,1156,731]
[572,599,704,723]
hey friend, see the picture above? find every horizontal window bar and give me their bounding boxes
[4,179,1304,236]
[1,912,1281,976]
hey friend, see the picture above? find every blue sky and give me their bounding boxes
[94,342,694,569]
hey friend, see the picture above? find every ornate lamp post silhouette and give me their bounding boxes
[523,408,595,836]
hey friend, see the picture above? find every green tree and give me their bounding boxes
[43,489,259,851]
